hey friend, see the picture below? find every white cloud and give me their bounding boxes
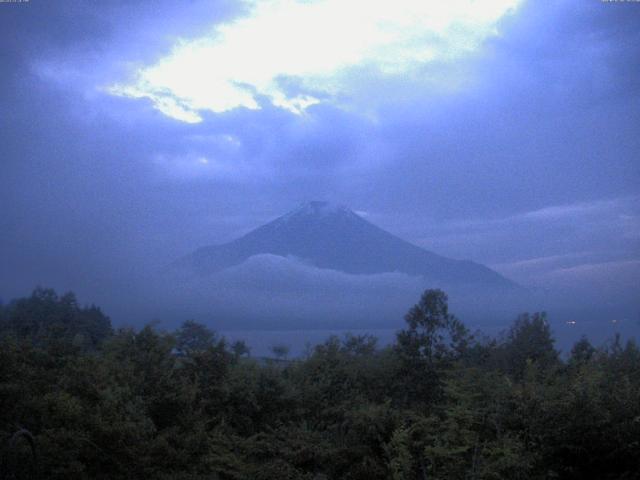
[109,0,522,121]
[158,253,426,327]
[441,197,638,231]
[159,253,531,328]
[492,252,596,272]
[546,259,640,280]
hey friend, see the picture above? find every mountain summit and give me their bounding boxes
[176,201,516,289]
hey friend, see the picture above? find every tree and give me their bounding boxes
[385,426,413,480]
[500,312,558,380]
[341,333,377,356]
[394,289,471,405]
[270,344,290,361]
[1,287,638,479]
[175,320,216,357]
[231,340,251,359]
[397,289,470,365]
[0,287,112,349]
[569,336,595,365]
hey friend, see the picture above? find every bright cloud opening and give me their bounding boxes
[110,0,522,122]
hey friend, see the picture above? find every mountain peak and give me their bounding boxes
[282,201,354,221]
[299,200,350,214]
[180,203,517,289]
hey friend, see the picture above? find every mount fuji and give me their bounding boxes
[175,201,516,290]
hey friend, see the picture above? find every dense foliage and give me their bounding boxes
[1,288,639,479]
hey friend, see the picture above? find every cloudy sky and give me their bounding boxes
[1,0,638,327]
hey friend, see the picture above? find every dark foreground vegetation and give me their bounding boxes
[1,288,639,480]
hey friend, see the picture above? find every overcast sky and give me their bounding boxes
[1,0,638,326]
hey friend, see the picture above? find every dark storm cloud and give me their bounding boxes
[0,0,638,328]
[0,0,243,308]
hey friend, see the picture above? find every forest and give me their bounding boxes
[1,287,639,479]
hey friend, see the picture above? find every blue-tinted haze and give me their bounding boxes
[1,0,638,349]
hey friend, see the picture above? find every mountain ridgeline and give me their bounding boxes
[176,201,516,289]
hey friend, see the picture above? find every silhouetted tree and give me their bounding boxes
[231,340,251,359]
[500,312,558,379]
[1,288,638,479]
[394,289,471,405]
[0,287,111,349]
[270,344,290,361]
[175,320,216,356]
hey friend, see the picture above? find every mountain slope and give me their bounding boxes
[176,201,516,289]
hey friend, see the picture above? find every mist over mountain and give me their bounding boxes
[176,201,516,290]
[148,201,637,337]
[136,201,535,332]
